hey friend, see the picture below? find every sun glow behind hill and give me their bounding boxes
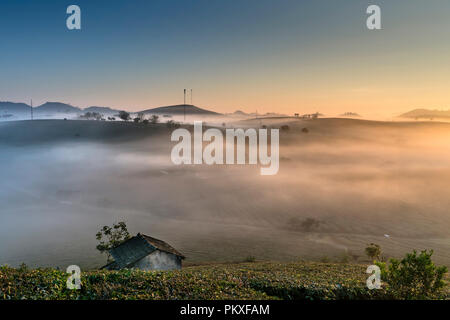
[1,1,450,117]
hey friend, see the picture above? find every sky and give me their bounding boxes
[1,0,450,117]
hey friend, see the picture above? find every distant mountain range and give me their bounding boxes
[0,101,83,116]
[339,112,361,117]
[399,109,450,119]
[35,102,81,114]
[226,110,288,118]
[83,106,122,115]
[0,102,31,116]
[0,101,223,119]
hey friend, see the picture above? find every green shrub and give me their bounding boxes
[244,256,256,263]
[376,250,448,299]
[339,253,350,264]
[365,243,381,262]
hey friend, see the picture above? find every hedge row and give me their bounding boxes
[0,261,426,300]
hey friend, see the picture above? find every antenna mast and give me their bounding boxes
[31,99,33,120]
[183,89,186,121]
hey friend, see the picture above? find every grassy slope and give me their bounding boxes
[2,261,447,300]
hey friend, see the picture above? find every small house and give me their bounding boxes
[102,233,185,271]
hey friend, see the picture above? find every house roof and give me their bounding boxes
[108,233,185,269]
[140,234,185,259]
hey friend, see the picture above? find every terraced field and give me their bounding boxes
[1,261,448,300]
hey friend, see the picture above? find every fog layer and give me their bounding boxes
[0,119,449,268]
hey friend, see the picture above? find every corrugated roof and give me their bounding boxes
[141,234,185,259]
[109,233,185,269]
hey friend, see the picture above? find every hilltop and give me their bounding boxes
[83,106,123,115]
[226,110,289,118]
[0,101,32,118]
[400,108,450,119]
[339,112,361,117]
[34,102,81,114]
[141,104,221,115]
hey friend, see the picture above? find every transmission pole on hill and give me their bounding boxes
[30,99,33,120]
[183,89,186,121]
[191,89,193,105]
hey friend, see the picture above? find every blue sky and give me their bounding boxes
[1,0,450,116]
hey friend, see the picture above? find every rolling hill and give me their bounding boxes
[34,102,82,114]
[140,104,221,115]
[1,101,222,120]
[227,110,289,118]
[0,101,32,114]
[83,106,122,115]
[400,109,450,119]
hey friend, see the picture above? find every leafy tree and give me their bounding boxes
[376,250,448,299]
[96,222,131,263]
[81,112,103,120]
[150,115,159,124]
[166,120,180,129]
[132,112,145,123]
[300,217,321,231]
[118,111,130,121]
[365,243,381,262]
[82,112,92,119]
[286,217,322,232]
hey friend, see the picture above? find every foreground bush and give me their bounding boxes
[376,250,448,300]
